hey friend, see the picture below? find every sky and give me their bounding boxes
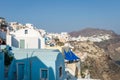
[0,0,120,34]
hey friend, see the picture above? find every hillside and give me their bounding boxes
[95,36,120,62]
[69,28,118,37]
[69,41,120,80]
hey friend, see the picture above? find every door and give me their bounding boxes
[17,63,24,80]
[20,40,25,49]
[38,39,41,49]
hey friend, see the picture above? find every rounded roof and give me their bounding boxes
[12,49,62,65]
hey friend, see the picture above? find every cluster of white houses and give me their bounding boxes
[6,22,70,48]
[1,21,112,48]
[70,34,111,42]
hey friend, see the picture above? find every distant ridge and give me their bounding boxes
[69,28,118,37]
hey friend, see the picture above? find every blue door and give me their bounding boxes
[17,63,24,80]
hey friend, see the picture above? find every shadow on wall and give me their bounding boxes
[8,56,55,80]
[31,57,55,80]
[12,37,19,48]
[55,53,65,80]
[65,71,77,80]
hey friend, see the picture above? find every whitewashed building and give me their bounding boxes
[46,32,70,43]
[6,28,45,49]
[37,29,46,37]
[60,32,70,42]
[9,22,25,31]
[25,23,35,29]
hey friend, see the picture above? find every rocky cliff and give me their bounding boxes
[95,37,120,62]
[69,41,120,80]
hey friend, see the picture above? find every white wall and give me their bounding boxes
[9,28,45,49]
[40,38,45,49]
[12,37,39,49]
[6,35,12,46]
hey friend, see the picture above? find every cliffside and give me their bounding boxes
[95,37,120,61]
[69,41,120,80]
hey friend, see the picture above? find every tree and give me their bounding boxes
[2,48,13,66]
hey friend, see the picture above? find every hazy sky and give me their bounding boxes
[0,0,120,34]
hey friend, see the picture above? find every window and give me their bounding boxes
[25,30,28,34]
[41,69,48,80]
[59,66,62,77]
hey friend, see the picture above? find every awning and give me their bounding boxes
[64,49,79,61]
